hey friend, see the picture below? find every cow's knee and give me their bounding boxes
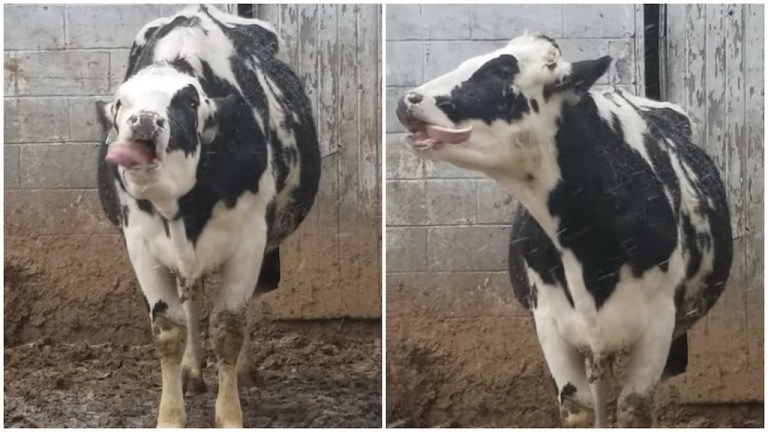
[210,309,246,364]
[559,384,593,427]
[151,304,186,361]
[618,391,654,427]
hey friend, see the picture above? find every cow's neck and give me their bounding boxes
[495,94,645,251]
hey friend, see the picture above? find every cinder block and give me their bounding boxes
[425,179,476,225]
[563,4,634,38]
[109,49,131,91]
[425,40,506,81]
[386,87,406,133]
[4,50,110,96]
[386,41,424,87]
[471,5,564,40]
[4,5,66,50]
[476,180,519,224]
[609,39,635,84]
[387,227,428,272]
[386,134,430,179]
[20,143,99,189]
[5,145,20,189]
[4,97,70,143]
[5,189,115,235]
[69,96,111,142]
[428,225,510,271]
[386,180,427,225]
[66,5,163,49]
[386,4,471,40]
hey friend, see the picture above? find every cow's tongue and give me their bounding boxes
[425,124,472,144]
[105,140,155,168]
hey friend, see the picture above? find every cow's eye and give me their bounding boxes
[190,100,199,109]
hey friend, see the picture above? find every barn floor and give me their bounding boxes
[4,320,381,428]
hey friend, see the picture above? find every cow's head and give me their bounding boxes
[397,34,611,180]
[99,63,235,202]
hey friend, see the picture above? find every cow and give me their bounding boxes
[396,34,732,427]
[95,5,320,428]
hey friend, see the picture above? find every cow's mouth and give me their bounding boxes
[105,139,159,170]
[406,121,473,149]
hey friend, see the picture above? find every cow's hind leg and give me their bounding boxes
[182,293,206,395]
[617,301,675,427]
[127,236,187,428]
[236,247,282,389]
[532,310,593,427]
[211,218,268,427]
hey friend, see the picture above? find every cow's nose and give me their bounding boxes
[397,92,425,126]
[128,111,165,139]
[405,92,423,104]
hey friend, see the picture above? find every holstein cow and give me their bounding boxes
[396,34,732,427]
[96,6,320,427]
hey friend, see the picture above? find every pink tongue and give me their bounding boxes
[425,124,472,144]
[105,140,155,168]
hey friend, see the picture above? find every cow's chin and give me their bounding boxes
[122,153,199,211]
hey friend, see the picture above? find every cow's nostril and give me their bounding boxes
[407,92,424,104]
[156,118,166,128]
[128,115,138,125]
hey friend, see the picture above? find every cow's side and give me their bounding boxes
[396,34,732,428]
[96,5,319,428]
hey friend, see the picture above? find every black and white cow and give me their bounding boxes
[96,6,320,427]
[397,34,732,427]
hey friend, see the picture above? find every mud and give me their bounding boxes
[4,320,381,428]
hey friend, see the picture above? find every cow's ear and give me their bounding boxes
[201,93,240,144]
[545,56,611,100]
[95,100,114,132]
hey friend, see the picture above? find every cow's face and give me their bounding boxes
[103,65,224,202]
[397,34,611,178]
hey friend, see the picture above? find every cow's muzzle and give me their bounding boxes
[128,111,166,141]
[396,92,425,130]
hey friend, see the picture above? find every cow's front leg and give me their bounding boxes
[126,235,187,428]
[617,300,676,427]
[182,292,206,395]
[211,219,267,428]
[532,308,594,428]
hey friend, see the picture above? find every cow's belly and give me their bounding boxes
[532,247,685,354]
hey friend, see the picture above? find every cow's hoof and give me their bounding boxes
[182,367,207,395]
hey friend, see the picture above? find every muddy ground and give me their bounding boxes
[5,320,381,428]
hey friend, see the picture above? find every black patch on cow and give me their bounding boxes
[662,332,688,378]
[680,213,702,279]
[121,205,130,227]
[508,209,572,309]
[435,54,530,125]
[169,57,196,76]
[137,199,155,215]
[529,98,539,113]
[559,382,577,404]
[166,84,201,156]
[161,217,170,237]
[548,95,678,309]
[255,247,281,294]
[151,300,168,320]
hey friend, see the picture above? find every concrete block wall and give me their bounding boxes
[386,4,643,291]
